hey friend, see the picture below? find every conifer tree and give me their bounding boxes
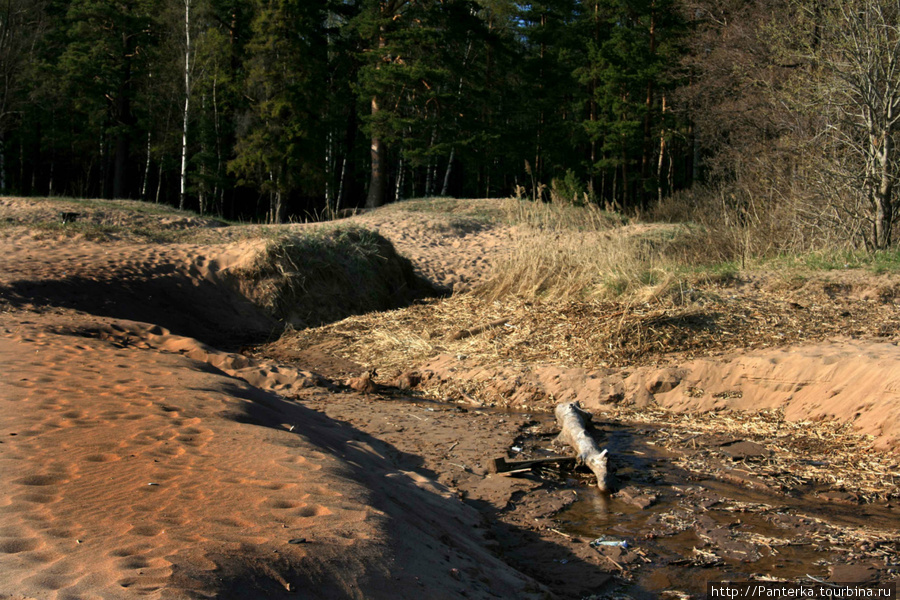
[229,0,326,223]
[56,0,159,199]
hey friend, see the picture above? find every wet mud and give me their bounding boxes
[278,361,899,599]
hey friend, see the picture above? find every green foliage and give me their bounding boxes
[550,169,589,205]
[7,0,692,221]
[228,0,327,221]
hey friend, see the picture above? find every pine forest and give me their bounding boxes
[3,0,900,250]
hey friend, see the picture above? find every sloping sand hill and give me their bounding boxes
[0,201,544,599]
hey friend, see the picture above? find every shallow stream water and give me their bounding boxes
[547,421,899,598]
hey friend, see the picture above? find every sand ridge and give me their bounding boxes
[0,315,544,599]
[0,202,547,599]
[412,339,900,449]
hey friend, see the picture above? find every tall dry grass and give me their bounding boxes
[499,196,625,231]
[479,198,693,303]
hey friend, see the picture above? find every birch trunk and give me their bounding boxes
[179,0,193,210]
[554,402,611,492]
[336,155,347,214]
[440,147,455,197]
[325,130,334,214]
[395,155,404,202]
[142,130,151,200]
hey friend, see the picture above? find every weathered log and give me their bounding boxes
[555,402,611,492]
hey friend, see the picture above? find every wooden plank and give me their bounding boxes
[491,455,577,474]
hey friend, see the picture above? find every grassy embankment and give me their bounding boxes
[282,196,900,379]
[0,196,430,330]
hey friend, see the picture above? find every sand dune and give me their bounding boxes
[0,314,542,599]
[0,208,544,599]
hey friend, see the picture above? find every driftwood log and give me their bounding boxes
[555,402,611,492]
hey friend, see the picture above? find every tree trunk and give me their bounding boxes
[875,133,893,249]
[113,125,128,199]
[366,101,386,208]
[395,155,404,202]
[142,129,151,200]
[657,95,667,204]
[325,130,334,214]
[273,189,283,224]
[180,0,193,210]
[640,6,657,210]
[337,155,347,214]
[554,402,611,492]
[113,33,133,200]
[155,162,164,204]
[366,27,388,209]
[440,147,455,197]
[212,72,223,214]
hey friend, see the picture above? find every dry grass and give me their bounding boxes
[234,224,432,328]
[500,196,626,231]
[476,227,688,302]
[622,406,900,502]
[273,272,900,378]
[476,197,700,302]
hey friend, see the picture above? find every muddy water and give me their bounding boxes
[547,422,900,598]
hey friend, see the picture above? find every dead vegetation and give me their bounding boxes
[276,272,900,378]
[618,406,900,503]
[234,225,432,328]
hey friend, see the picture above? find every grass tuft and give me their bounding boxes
[478,199,695,302]
[236,225,434,328]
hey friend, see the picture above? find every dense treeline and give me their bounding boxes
[0,0,690,220]
[2,0,899,248]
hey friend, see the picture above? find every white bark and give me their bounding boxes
[179,0,193,210]
[155,162,163,204]
[440,147,455,197]
[325,130,333,214]
[336,155,346,214]
[394,155,404,202]
[142,129,151,199]
[555,402,611,492]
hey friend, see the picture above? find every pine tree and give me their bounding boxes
[576,0,684,209]
[229,0,327,223]
[55,0,159,199]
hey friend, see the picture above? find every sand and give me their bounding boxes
[412,338,900,449]
[0,203,543,599]
[1,196,898,598]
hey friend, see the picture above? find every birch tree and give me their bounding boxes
[790,0,900,249]
[180,0,195,209]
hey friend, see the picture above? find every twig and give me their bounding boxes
[599,553,625,571]
[548,528,572,539]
